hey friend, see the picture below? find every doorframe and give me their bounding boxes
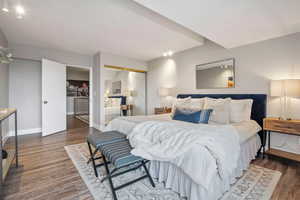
[67,64,93,127]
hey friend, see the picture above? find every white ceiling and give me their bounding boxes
[0,0,204,61]
[134,0,300,48]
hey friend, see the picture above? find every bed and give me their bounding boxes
[105,94,267,200]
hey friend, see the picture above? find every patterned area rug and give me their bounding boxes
[65,143,281,200]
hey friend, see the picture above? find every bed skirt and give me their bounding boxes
[149,135,261,200]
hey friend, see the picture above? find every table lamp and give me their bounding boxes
[270,79,300,120]
[159,87,173,110]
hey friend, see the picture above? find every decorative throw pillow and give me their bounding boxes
[204,97,231,124]
[230,99,253,123]
[171,97,205,117]
[172,108,213,124]
[171,97,191,117]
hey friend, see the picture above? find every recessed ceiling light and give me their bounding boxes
[163,50,174,57]
[2,0,9,12]
[15,5,25,15]
[2,7,9,12]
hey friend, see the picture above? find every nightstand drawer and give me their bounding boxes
[264,119,300,135]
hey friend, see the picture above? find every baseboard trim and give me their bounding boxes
[92,123,106,131]
[9,128,42,136]
[67,112,88,115]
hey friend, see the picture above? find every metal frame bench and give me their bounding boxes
[87,131,155,200]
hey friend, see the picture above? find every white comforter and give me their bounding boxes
[127,120,240,190]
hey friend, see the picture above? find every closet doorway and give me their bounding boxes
[66,66,92,130]
[103,65,146,125]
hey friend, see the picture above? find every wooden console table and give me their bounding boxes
[263,117,300,162]
[0,108,18,196]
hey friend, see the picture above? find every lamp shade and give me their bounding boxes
[270,80,284,97]
[285,79,300,97]
[159,87,172,97]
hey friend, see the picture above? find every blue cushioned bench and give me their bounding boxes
[87,131,155,200]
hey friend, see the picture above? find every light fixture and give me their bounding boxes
[159,87,173,97]
[163,50,173,57]
[167,51,173,56]
[270,79,300,119]
[1,0,27,19]
[2,0,9,12]
[15,4,25,19]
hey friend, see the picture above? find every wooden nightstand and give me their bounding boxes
[263,117,300,162]
[154,107,172,115]
[121,104,133,116]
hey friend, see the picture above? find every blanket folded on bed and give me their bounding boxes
[128,120,240,190]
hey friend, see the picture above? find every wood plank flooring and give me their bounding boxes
[2,124,300,200]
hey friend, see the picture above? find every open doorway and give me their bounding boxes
[66,66,90,130]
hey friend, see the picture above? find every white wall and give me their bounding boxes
[67,68,89,81]
[92,53,101,129]
[147,32,300,154]
[10,43,92,67]
[0,28,9,140]
[9,59,42,133]
[8,44,93,134]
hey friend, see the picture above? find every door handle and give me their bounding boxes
[43,101,48,104]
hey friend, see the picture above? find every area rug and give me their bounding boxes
[65,143,281,200]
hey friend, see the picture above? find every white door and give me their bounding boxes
[42,59,66,136]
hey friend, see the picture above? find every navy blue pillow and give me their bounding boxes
[172,109,213,124]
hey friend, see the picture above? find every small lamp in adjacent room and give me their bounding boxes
[270,79,300,120]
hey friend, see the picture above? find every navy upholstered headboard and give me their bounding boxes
[177,94,267,145]
[108,96,127,105]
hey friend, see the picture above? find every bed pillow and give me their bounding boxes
[171,97,191,117]
[189,98,205,110]
[230,99,253,123]
[172,108,213,124]
[203,97,231,124]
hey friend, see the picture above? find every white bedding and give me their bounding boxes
[129,120,240,189]
[104,114,262,200]
[105,113,261,143]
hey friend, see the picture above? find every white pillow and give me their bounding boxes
[189,98,205,110]
[230,99,253,123]
[171,97,191,116]
[204,97,231,124]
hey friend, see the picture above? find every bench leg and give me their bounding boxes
[141,161,155,188]
[102,154,118,200]
[87,142,99,177]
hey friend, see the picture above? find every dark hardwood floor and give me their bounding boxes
[67,115,89,130]
[2,122,300,199]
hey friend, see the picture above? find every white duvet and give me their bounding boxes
[128,120,240,190]
[105,115,262,191]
